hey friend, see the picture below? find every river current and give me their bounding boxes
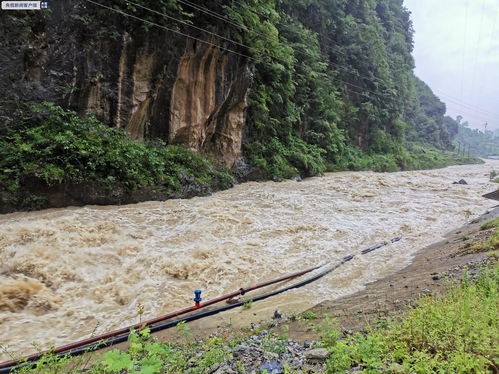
[1,160,498,358]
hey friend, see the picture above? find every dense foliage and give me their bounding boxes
[196,0,473,177]
[0,103,233,209]
[405,78,456,149]
[81,0,474,178]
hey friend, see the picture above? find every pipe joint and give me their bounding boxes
[194,290,202,306]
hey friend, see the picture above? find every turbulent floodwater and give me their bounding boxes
[1,161,499,358]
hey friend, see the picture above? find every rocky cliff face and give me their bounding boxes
[169,40,251,167]
[0,1,251,168]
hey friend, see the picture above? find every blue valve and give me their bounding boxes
[194,290,202,306]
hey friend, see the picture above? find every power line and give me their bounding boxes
[113,0,392,101]
[95,1,390,104]
[153,0,396,97]
[469,0,487,98]
[433,89,499,117]
[180,0,346,63]
[172,0,496,115]
[84,0,255,61]
[176,0,246,32]
[179,0,350,57]
[122,0,252,51]
[440,102,495,123]
[460,0,469,100]
[438,96,497,117]
[476,3,499,94]
[441,103,493,123]
[171,0,431,100]
[178,0,353,62]
[82,0,380,103]
[444,108,492,125]
[88,0,493,120]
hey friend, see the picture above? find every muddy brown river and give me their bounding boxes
[1,160,499,359]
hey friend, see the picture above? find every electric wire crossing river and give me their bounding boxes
[0,161,498,361]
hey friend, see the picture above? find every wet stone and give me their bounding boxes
[305,348,330,363]
[259,360,284,374]
[212,364,237,374]
[303,340,314,348]
[348,366,364,373]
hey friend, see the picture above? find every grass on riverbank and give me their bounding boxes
[473,218,499,259]
[319,265,498,373]
[329,142,483,173]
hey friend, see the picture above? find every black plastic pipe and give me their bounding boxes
[0,237,402,373]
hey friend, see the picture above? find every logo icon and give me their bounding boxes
[1,1,48,10]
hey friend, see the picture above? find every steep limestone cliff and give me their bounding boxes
[0,1,251,168]
[1,0,467,211]
[169,40,251,167]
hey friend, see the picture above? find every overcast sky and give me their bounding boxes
[404,0,499,130]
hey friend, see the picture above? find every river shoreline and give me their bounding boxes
[1,161,498,363]
[0,157,484,215]
[137,205,499,343]
[280,205,499,340]
[36,205,497,374]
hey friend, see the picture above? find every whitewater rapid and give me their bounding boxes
[1,160,498,358]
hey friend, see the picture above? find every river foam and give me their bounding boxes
[1,160,498,358]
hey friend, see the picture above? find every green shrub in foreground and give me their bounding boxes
[321,266,499,373]
[7,266,498,373]
[13,328,233,374]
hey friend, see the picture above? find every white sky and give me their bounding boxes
[404,0,499,130]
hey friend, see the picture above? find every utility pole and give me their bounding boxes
[457,141,461,155]
[467,144,470,157]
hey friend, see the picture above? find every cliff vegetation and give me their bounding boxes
[0,0,482,212]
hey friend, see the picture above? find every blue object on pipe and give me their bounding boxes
[194,290,202,305]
